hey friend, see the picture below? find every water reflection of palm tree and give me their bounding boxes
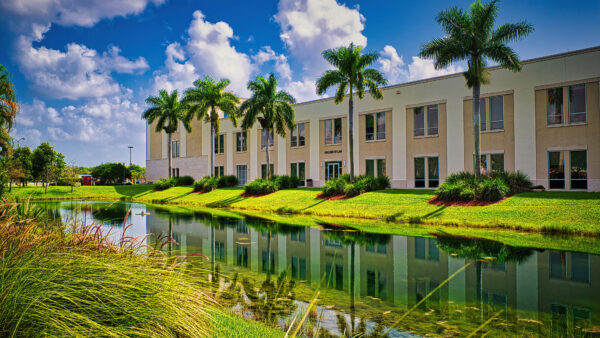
[323,229,391,334]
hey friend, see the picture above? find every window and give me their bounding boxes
[215,241,225,261]
[548,151,565,189]
[324,118,342,145]
[236,165,247,185]
[570,150,587,189]
[366,243,387,254]
[479,154,487,174]
[490,153,504,172]
[414,107,425,136]
[261,129,274,151]
[490,95,504,130]
[262,250,275,273]
[365,159,386,177]
[414,238,440,261]
[428,157,439,188]
[569,84,586,123]
[415,156,437,188]
[261,164,274,179]
[366,270,387,300]
[290,162,305,183]
[214,166,224,177]
[172,168,179,177]
[571,252,590,283]
[290,123,305,147]
[214,134,224,154]
[547,87,564,125]
[325,263,343,290]
[414,157,425,188]
[550,251,589,283]
[427,105,438,135]
[236,132,247,152]
[171,140,180,158]
[365,112,386,141]
[414,105,438,136]
[236,220,247,233]
[291,256,307,280]
[236,246,248,267]
[291,229,305,242]
[479,98,487,131]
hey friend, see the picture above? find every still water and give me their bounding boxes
[41,200,599,337]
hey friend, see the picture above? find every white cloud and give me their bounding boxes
[153,11,256,96]
[378,45,463,84]
[0,0,164,34]
[47,127,71,141]
[253,46,292,81]
[17,35,149,100]
[283,79,325,103]
[275,0,367,76]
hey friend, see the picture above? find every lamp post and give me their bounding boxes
[128,146,133,166]
[16,137,25,148]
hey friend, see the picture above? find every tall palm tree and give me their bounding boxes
[419,0,533,180]
[183,76,240,177]
[239,73,296,180]
[142,89,191,179]
[316,43,388,180]
[0,64,19,155]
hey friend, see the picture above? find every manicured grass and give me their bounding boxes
[9,185,600,236]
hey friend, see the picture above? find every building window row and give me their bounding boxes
[478,95,504,131]
[261,163,274,179]
[236,165,247,185]
[290,123,306,147]
[324,118,342,145]
[548,150,587,190]
[290,162,306,183]
[366,158,386,177]
[214,134,224,154]
[475,153,504,174]
[171,140,180,158]
[236,131,247,152]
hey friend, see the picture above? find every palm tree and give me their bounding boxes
[183,76,240,177]
[0,64,19,155]
[142,89,191,179]
[239,73,296,180]
[316,43,388,180]
[419,0,533,180]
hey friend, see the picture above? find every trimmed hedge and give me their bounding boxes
[154,178,175,191]
[274,175,303,189]
[217,175,239,188]
[244,179,278,195]
[174,175,195,186]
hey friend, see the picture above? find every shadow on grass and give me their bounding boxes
[408,206,447,224]
[163,191,193,202]
[376,189,436,196]
[300,198,326,211]
[113,185,155,197]
[513,191,600,200]
[206,195,246,208]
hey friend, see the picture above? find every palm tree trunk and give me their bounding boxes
[348,87,355,180]
[210,124,215,177]
[350,241,356,327]
[167,132,173,178]
[473,84,481,181]
[265,128,271,179]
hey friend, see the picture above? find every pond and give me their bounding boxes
[39,200,600,337]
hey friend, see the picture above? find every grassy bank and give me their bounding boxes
[9,185,600,236]
[0,201,281,337]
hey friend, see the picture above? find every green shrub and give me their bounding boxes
[322,178,346,197]
[445,171,477,186]
[244,179,278,195]
[375,175,391,190]
[174,175,195,186]
[274,175,302,189]
[193,177,218,193]
[477,178,509,202]
[437,182,468,201]
[339,174,352,183]
[216,175,239,188]
[154,178,175,191]
[343,183,361,198]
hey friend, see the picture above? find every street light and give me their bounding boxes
[128,146,133,166]
[16,137,25,148]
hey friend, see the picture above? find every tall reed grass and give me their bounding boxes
[0,200,229,336]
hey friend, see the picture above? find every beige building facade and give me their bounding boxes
[147,46,600,191]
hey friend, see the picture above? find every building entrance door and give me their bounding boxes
[325,161,342,180]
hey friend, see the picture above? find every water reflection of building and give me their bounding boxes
[145,214,599,333]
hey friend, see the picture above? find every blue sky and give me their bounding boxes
[1,0,598,166]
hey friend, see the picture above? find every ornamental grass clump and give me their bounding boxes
[435,170,532,202]
[154,178,176,191]
[244,179,278,195]
[216,175,239,188]
[322,175,391,198]
[193,176,218,192]
[274,175,303,189]
[174,175,195,186]
[0,201,219,337]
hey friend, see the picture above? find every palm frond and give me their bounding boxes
[491,22,534,43]
[316,70,346,95]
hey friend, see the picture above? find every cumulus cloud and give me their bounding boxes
[153,11,256,96]
[378,45,463,84]
[275,0,367,76]
[283,79,325,103]
[16,34,149,100]
[252,46,292,81]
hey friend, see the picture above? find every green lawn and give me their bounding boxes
[9,185,600,236]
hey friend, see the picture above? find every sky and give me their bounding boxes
[1,0,598,167]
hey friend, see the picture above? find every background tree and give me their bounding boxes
[6,157,25,192]
[143,90,191,179]
[183,76,240,177]
[240,74,295,180]
[0,64,19,155]
[316,43,387,180]
[60,165,80,193]
[129,164,146,184]
[91,163,132,185]
[12,146,32,186]
[419,0,533,180]
[32,142,66,192]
